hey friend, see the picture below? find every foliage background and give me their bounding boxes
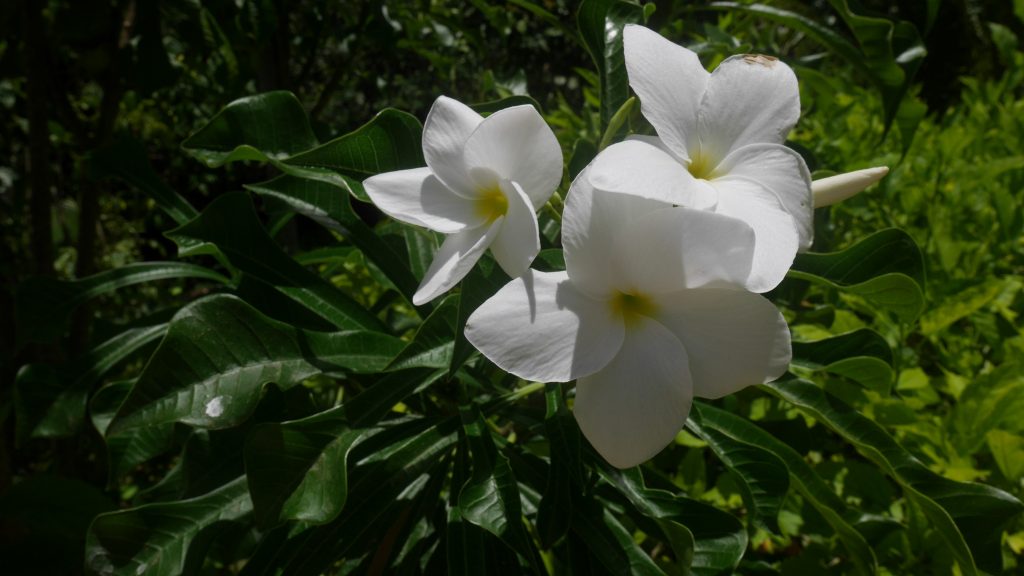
[2,0,1024,575]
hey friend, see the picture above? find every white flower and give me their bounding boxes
[587,24,813,292]
[364,96,563,305]
[465,172,792,468]
[812,166,889,207]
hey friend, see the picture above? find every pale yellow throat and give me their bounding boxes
[475,184,509,222]
[610,291,657,327]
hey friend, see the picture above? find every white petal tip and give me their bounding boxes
[811,166,889,208]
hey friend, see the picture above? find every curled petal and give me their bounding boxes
[713,179,800,293]
[623,24,708,162]
[697,54,800,163]
[716,143,813,250]
[574,317,693,469]
[466,270,624,383]
[812,166,889,207]
[588,140,717,209]
[463,105,563,210]
[562,169,673,298]
[413,221,501,305]
[423,96,483,195]
[655,288,791,399]
[611,206,755,294]
[490,181,541,279]
[364,167,486,233]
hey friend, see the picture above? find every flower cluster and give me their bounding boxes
[365,25,887,468]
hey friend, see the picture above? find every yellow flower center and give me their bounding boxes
[475,184,508,222]
[686,151,717,180]
[610,291,657,326]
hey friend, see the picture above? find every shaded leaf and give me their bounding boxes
[578,0,644,130]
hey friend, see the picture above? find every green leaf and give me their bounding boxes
[89,381,179,482]
[568,138,598,180]
[85,476,252,576]
[537,383,581,547]
[245,412,370,528]
[987,430,1024,482]
[91,133,198,226]
[284,108,424,178]
[687,419,789,532]
[246,175,422,305]
[457,407,540,570]
[16,262,227,345]
[181,91,317,167]
[168,191,385,331]
[792,329,894,394]
[571,497,668,576]
[690,402,878,576]
[601,467,745,575]
[578,0,644,131]
[451,256,511,373]
[107,294,403,434]
[920,277,1011,336]
[238,419,458,576]
[790,228,925,322]
[949,362,1024,454]
[15,321,166,442]
[387,295,459,370]
[765,377,1024,576]
[469,95,543,116]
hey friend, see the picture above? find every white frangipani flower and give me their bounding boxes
[364,96,562,305]
[812,166,889,207]
[587,24,813,292]
[465,172,792,468]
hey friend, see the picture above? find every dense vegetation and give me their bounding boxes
[2,1,1023,574]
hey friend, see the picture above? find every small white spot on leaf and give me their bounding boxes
[205,396,226,418]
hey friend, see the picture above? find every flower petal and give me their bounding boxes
[413,221,501,305]
[713,179,800,293]
[490,181,541,279]
[697,54,800,163]
[623,24,708,162]
[812,166,889,207]
[364,167,486,233]
[574,317,693,469]
[423,96,483,195]
[612,206,755,294]
[563,168,672,298]
[715,143,813,250]
[462,105,563,210]
[655,288,791,399]
[587,140,717,209]
[465,270,624,382]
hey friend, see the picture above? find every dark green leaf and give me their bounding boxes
[85,476,252,576]
[107,294,403,434]
[285,108,424,177]
[765,377,1024,576]
[246,175,422,305]
[15,321,165,442]
[469,95,543,116]
[451,256,511,373]
[181,91,317,167]
[16,262,227,345]
[578,0,644,130]
[168,191,385,331]
[790,228,925,322]
[387,295,459,370]
[571,496,667,575]
[792,329,894,394]
[690,402,878,576]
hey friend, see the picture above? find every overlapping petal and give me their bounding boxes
[465,270,624,383]
[696,54,800,163]
[587,140,717,209]
[463,105,563,210]
[623,24,708,161]
[422,96,483,194]
[574,317,693,469]
[654,288,791,399]
[611,207,755,294]
[714,178,800,293]
[562,169,672,298]
[489,181,541,279]
[364,167,487,233]
[715,143,813,249]
[412,221,501,305]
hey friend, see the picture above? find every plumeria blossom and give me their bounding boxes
[812,166,889,207]
[364,96,562,305]
[586,24,814,292]
[466,171,791,468]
